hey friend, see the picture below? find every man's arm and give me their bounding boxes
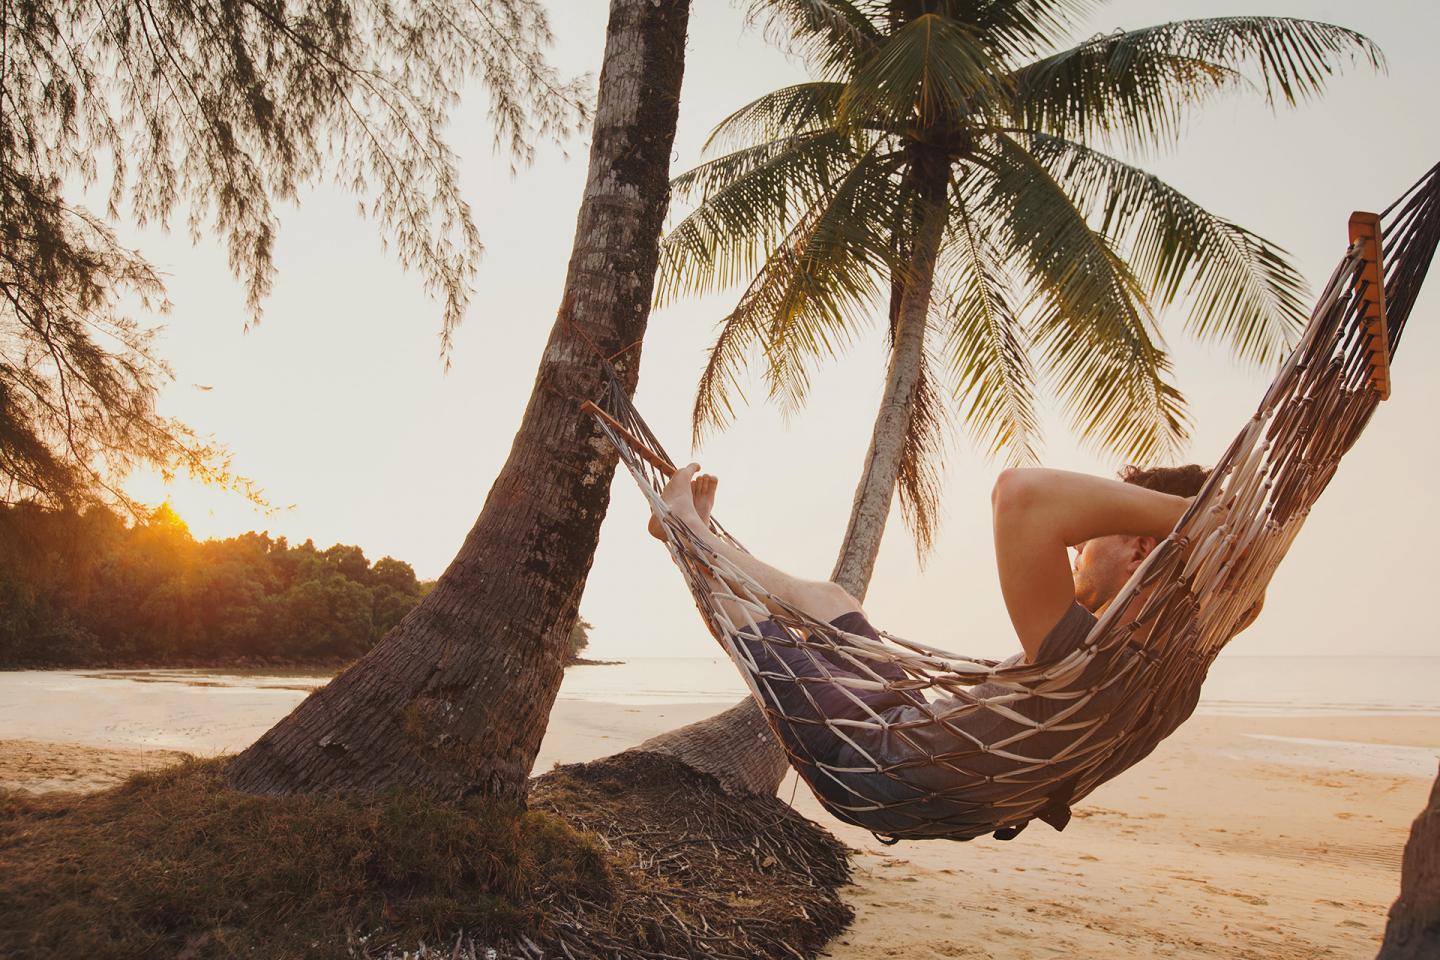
[991,468,1191,661]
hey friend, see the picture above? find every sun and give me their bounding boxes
[148,501,193,536]
[124,467,286,542]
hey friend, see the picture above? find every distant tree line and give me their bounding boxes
[0,503,591,668]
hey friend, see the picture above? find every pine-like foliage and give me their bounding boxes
[0,0,589,511]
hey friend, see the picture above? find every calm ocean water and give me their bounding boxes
[561,655,1440,715]
[1,657,1435,758]
[0,657,1434,763]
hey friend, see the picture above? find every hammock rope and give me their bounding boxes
[590,163,1440,843]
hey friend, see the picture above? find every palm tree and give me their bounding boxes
[659,1,1381,598]
[225,0,693,802]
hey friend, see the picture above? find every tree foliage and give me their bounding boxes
[0,0,588,513]
[0,500,433,665]
[660,1,1380,556]
[568,616,593,660]
[0,500,602,668]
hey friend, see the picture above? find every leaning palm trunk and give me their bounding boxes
[831,154,950,598]
[225,0,691,803]
[627,697,791,794]
[1379,765,1440,959]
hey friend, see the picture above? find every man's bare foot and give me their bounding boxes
[692,473,718,528]
[648,463,702,542]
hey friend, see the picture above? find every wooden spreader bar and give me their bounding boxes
[581,400,677,478]
[1348,211,1391,399]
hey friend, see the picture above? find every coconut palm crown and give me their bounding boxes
[656,0,1382,592]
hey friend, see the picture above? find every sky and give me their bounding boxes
[119,0,1440,660]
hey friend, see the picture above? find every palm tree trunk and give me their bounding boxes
[626,696,791,794]
[1379,765,1440,959]
[830,154,950,599]
[224,0,691,803]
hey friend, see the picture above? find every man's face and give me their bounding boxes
[1072,534,1156,612]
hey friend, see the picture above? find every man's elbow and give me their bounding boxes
[991,468,1044,518]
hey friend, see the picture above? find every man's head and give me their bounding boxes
[1072,464,1209,612]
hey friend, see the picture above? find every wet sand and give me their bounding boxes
[1,672,1434,959]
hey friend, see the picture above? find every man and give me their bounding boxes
[646,463,1258,839]
[648,463,1212,659]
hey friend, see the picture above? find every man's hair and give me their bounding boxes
[1118,463,1209,497]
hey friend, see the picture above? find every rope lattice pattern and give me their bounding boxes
[595,164,1440,842]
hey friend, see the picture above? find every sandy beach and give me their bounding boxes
[2,671,1434,959]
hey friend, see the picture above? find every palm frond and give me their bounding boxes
[1029,132,1308,366]
[1010,17,1382,150]
[839,13,1012,130]
[760,152,905,419]
[690,148,902,440]
[701,82,847,155]
[938,189,1040,464]
[740,0,883,79]
[895,329,950,563]
[672,129,857,202]
[938,0,1104,65]
[658,130,866,306]
[981,134,1189,462]
[691,306,767,445]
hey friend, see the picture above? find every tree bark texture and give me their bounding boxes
[1378,764,1440,959]
[627,696,791,795]
[225,0,691,803]
[830,153,951,600]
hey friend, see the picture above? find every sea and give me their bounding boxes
[0,656,1435,760]
[559,654,1440,715]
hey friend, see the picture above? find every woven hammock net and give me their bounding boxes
[592,163,1440,843]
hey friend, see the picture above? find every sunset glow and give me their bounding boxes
[125,468,291,544]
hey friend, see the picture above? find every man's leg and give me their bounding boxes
[648,463,928,688]
[990,468,1190,660]
[647,465,922,778]
[650,464,862,627]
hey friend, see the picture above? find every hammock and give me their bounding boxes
[588,163,1440,843]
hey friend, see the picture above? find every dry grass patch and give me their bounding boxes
[530,751,853,958]
[0,752,853,959]
[0,757,607,959]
